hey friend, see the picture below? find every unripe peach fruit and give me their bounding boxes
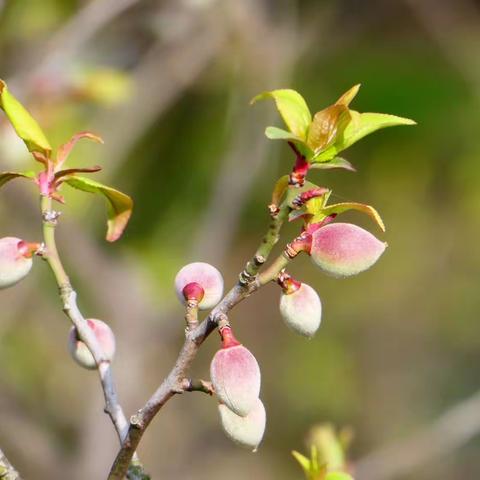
[0,237,36,289]
[310,223,386,277]
[210,327,261,416]
[279,283,322,338]
[218,397,266,451]
[175,262,224,310]
[68,318,116,370]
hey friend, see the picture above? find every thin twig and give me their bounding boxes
[40,195,145,479]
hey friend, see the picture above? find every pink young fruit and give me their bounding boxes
[210,327,261,417]
[310,222,386,277]
[175,262,224,310]
[0,237,37,289]
[68,318,116,370]
[279,283,322,338]
[218,397,266,451]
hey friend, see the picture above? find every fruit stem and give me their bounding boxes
[184,299,199,331]
[277,271,301,294]
[219,325,241,348]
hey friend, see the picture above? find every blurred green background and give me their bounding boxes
[0,0,479,479]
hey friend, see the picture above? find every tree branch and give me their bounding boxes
[108,202,295,480]
[40,195,145,479]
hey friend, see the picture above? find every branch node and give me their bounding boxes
[42,209,62,224]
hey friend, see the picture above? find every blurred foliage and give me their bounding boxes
[0,1,479,480]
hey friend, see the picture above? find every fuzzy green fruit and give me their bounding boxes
[68,318,116,370]
[218,398,266,451]
[0,237,34,289]
[279,283,322,337]
[175,262,224,310]
[310,223,386,277]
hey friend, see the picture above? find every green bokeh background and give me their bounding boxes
[0,0,479,479]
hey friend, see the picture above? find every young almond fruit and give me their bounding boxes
[279,279,322,338]
[310,222,386,277]
[0,237,38,289]
[218,397,266,451]
[210,326,261,417]
[174,262,224,310]
[68,318,116,370]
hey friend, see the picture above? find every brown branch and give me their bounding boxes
[108,212,294,479]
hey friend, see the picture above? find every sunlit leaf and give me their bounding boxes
[265,126,303,142]
[292,450,312,475]
[335,84,361,107]
[0,171,35,188]
[324,473,354,480]
[56,131,104,166]
[63,175,133,242]
[315,111,416,161]
[0,80,51,156]
[307,105,350,152]
[251,89,312,139]
[54,165,102,181]
[271,175,289,207]
[310,157,356,172]
[321,202,385,232]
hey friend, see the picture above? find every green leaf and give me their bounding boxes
[335,84,361,107]
[310,157,356,172]
[271,175,289,207]
[56,131,104,166]
[265,126,303,142]
[325,473,354,480]
[306,105,350,152]
[315,111,415,161]
[0,80,51,156]
[63,175,133,242]
[0,171,36,188]
[251,89,312,139]
[321,202,385,232]
[292,450,312,476]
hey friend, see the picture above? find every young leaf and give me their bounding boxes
[0,80,51,156]
[251,89,312,139]
[315,111,416,161]
[56,131,104,167]
[310,157,356,172]
[63,175,133,242]
[292,450,312,476]
[54,166,102,181]
[320,202,385,232]
[324,473,353,480]
[335,84,361,107]
[271,175,289,207]
[306,105,350,152]
[265,126,303,142]
[0,171,35,188]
